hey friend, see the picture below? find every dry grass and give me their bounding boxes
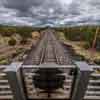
[64,40,100,62]
[58,32,100,63]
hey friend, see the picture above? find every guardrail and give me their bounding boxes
[0,65,14,100]
[72,62,100,100]
[84,65,100,100]
[0,62,99,100]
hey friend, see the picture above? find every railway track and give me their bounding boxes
[23,29,73,65]
[22,30,73,99]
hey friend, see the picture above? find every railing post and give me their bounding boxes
[5,62,26,100]
[71,61,93,100]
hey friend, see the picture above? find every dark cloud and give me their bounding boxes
[0,0,100,26]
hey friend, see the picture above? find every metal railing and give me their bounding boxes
[0,62,99,100]
[84,65,100,100]
[0,66,14,100]
[22,64,75,99]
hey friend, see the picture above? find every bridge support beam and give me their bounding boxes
[71,61,93,100]
[5,62,26,100]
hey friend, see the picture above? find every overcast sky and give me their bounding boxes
[0,0,100,26]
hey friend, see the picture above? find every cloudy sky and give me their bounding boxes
[0,0,100,26]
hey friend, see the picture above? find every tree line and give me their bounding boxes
[0,25,100,50]
[54,26,100,51]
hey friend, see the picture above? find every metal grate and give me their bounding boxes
[0,66,13,100]
[84,66,100,100]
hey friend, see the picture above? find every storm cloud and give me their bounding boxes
[0,0,100,26]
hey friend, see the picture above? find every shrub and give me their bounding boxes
[20,39,27,45]
[0,58,9,65]
[8,38,16,46]
[94,59,100,65]
[83,43,91,49]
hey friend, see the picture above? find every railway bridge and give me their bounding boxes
[0,29,100,100]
